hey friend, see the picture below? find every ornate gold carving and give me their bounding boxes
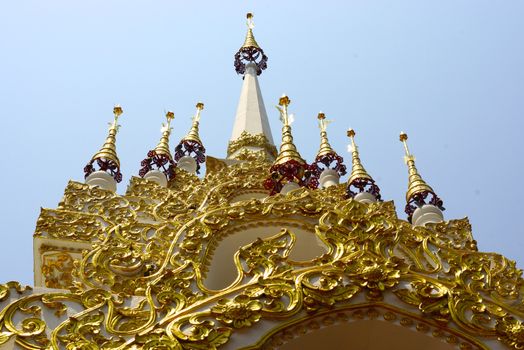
[227,131,277,159]
[41,252,75,289]
[9,151,524,349]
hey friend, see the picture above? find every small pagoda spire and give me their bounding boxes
[345,129,381,202]
[399,132,444,224]
[174,102,206,174]
[264,95,317,194]
[138,111,176,184]
[242,13,260,49]
[84,105,123,188]
[311,112,346,188]
[234,13,268,76]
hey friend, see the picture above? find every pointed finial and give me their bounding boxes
[265,95,316,194]
[274,95,303,165]
[153,111,175,158]
[174,102,207,174]
[316,112,335,157]
[243,13,260,49]
[183,102,204,143]
[139,111,177,180]
[399,132,444,221]
[234,13,268,75]
[345,129,381,200]
[84,105,123,183]
[310,112,346,185]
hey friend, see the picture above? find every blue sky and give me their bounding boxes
[0,1,523,285]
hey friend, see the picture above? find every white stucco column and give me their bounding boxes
[143,170,168,187]
[177,156,198,174]
[319,169,340,188]
[353,192,377,204]
[85,171,117,192]
[280,181,300,195]
[412,204,444,226]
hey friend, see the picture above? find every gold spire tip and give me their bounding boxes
[113,105,123,118]
[196,102,204,110]
[247,12,253,19]
[317,112,325,120]
[347,128,355,138]
[166,111,174,121]
[399,132,408,142]
[279,95,290,107]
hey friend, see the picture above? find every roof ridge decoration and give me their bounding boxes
[175,102,206,174]
[346,128,381,200]
[399,132,444,222]
[234,13,268,76]
[264,95,318,194]
[138,111,177,181]
[7,181,524,349]
[227,131,277,160]
[83,105,123,183]
[310,112,347,180]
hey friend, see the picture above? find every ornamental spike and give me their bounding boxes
[316,112,335,157]
[274,95,305,166]
[347,129,372,183]
[264,95,317,195]
[183,102,204,144]
[242,13,260,49]
[345,129,380,200]
[84,105,123,183]
[174,102,206,174]
[139,111,177,181]
[234,13,268,76]
[399,132,444,220]
[154,111,175,159]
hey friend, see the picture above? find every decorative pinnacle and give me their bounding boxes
[234,13,268,76]
[347,129,373,183]
[279,94,291,107]
[243,13,259,49]
[154,111,175,158]
[84,105,123,182]
[183,102,204,144]
[92,105,123,166]
[399,132,436,203]
[316,112,335,157]
[274,95,305,166]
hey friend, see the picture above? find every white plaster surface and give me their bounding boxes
[354,191,377,204]
[143,169,168,187]
[230,63,274,145]
[412,204,444,226]
[177,156,197,174]
[319,169,340,188]
[85,170,117,192]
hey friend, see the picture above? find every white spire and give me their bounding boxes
[230,63,274,145]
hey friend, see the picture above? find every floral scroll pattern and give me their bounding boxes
[1,158,523,349]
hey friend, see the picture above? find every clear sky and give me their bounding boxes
[0,1,523,286]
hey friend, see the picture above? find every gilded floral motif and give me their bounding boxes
[212,295,263,328]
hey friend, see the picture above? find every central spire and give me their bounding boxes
[228,13,276,161]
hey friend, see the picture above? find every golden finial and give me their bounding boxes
[91,105,123,167]
[279,94,291,107]
[316,112,335,157]
[242,12,260,49]
[153,111,175,159]
[273,95,305,166]
[399,132,435,203]
[346,128,373,183]
[183,102,204,144]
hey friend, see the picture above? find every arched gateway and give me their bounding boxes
[1,13,523,350]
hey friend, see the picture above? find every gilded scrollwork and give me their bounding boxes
[41,252,75,289]
[227,131,278,160]
[2,155,521,349]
